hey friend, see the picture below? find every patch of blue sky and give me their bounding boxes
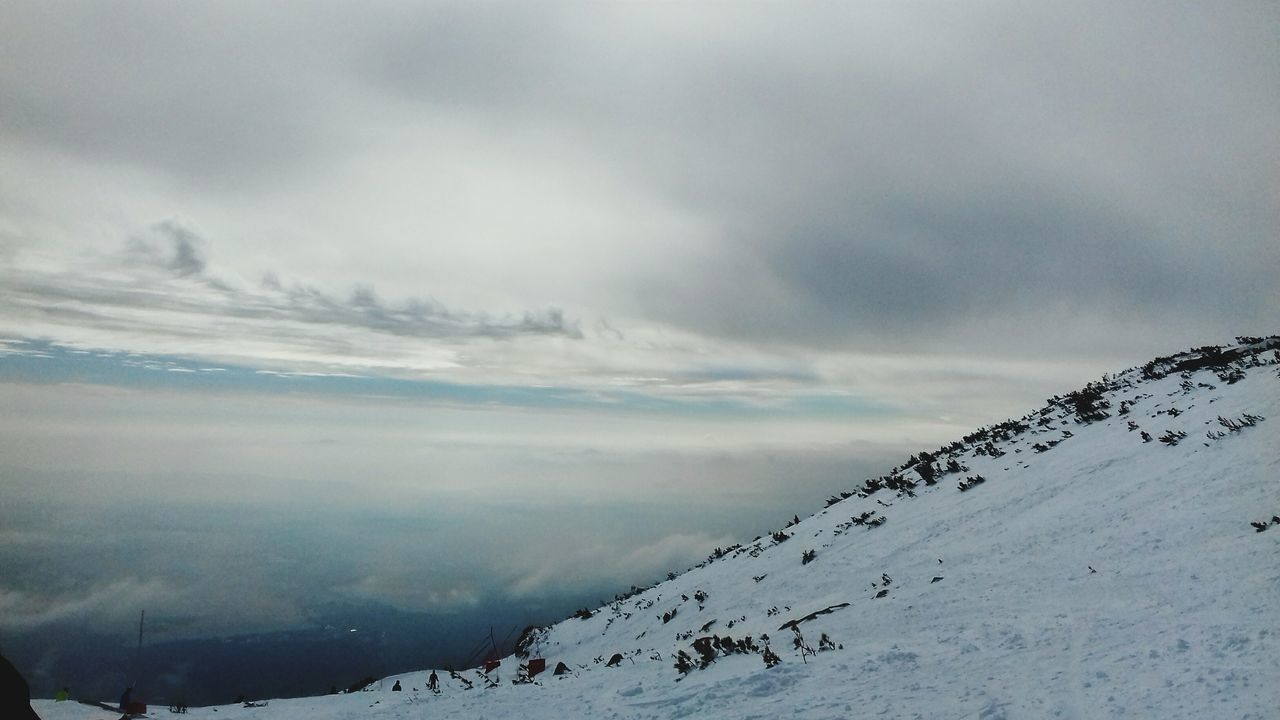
[786,393,894,418]
[0,337,884,419]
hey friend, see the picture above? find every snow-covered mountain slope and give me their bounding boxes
[34,338,1280,720]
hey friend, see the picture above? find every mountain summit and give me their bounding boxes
[36,337,1279,720]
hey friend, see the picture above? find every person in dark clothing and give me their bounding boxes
[119,686,133,711]
[0,653,41,720]
[391,680,401,691]
[426,671,438,692]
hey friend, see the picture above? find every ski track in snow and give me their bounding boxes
[31,340,1280,719]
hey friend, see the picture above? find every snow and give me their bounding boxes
[30,340,1280,719]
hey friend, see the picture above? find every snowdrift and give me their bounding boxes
[34,338,1280,719]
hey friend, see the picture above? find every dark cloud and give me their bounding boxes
[350,2,1279,352]
[261,279,581,341]
[0,2,1275,361]
[128,221,208,277]
[645,6,1279,350]
[1,221,582,350]
[677,179,1204,347]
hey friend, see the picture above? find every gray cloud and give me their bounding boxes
[3,2,1274,364]
[128,221,209,277]
[349,2,1279,352]
[0,578,172,631]
[0,2,338,188]
[1,221,582,354]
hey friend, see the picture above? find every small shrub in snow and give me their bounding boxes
[974,441,1004,458]
[1251,521,1270,533]
[673,650,693,674]
[826,491,855,507]
[1218,413,1264,431]
[1066,383,1112,422]
[1217,366,1246,384]
[447,671,473,690]
[790,627,816,661]
[917,461,937,485]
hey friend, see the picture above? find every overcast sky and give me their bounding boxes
[1,0,1277,665]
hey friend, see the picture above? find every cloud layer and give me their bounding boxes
[1,1,1274,376]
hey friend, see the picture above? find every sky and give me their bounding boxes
[0,0,1277,692]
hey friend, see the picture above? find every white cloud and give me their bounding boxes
[0,578,176,631]
[507,532,735,599]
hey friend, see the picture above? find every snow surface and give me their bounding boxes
[32,340,1280,719]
